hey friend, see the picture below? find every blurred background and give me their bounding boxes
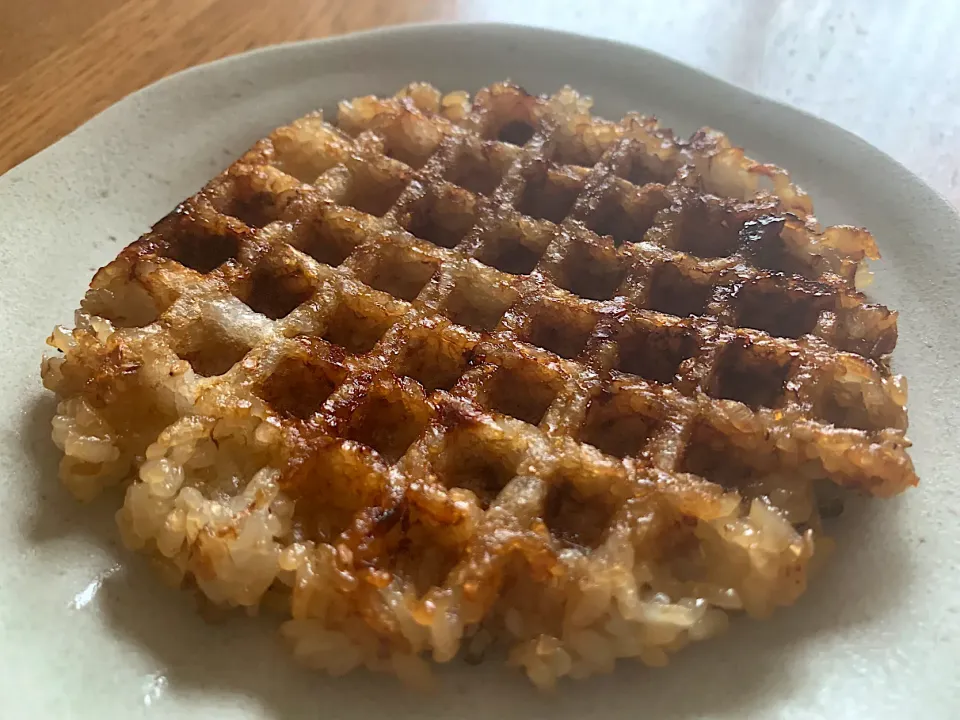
[1,0,957,207]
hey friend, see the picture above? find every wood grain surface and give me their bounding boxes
[2,0,958,207]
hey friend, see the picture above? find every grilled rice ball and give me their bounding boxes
[42,81,915,688]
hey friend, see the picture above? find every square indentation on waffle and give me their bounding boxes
[515,162,588,224]
[331,155,412,217]
[366,483,470,600]
[204,167,300,230]
[613,137,684,187]
[542,444,632,550]
[439,262,519,332]
[541,228,626,300]
[738,215,821,279]
[827,298,899,359]
[385,316,477,393]
[472,210,555,276]
[349,238,442,302]
[582,180,673,247]
[156,206,246,276]
[811,358,908,433]
[504,295,600,360]
[260,114,353,184]
[645,193,779,260]
[321,281,409,355]
[472,83,546,147]
[443,136,519,196]
[326,372,433,463]
[429,415,530,509]
[549,117,620,168]
[642,261,718,318]
[179,331,253,378]
[397,181,482,249]
[707,334,797,410]
[284,436,391,544]
[613,312,701,385]
[579,379,667,459]
[733,276,836,340]
[678,413,781,492]
[228,246,320,321]
[164,294,264,378]
[255,337,349,421]
[336,97,447,170]
[474,347,567,426]
[277,198,376,267]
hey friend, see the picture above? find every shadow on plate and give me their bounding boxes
[23,394,913,719]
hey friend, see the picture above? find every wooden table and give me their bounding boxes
[2,0,958,208]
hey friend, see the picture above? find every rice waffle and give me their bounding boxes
[41,82,916,687]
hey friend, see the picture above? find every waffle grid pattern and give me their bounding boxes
[43,82,915,686]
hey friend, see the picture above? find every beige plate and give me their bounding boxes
[1,23,958,719]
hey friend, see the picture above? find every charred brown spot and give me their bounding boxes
[585,184,670,247]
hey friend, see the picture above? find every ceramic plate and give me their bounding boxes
[1,23,957,719]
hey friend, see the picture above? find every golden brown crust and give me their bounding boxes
[41,81,915,687]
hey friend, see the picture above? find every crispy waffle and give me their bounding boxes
[41,82,916,687]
